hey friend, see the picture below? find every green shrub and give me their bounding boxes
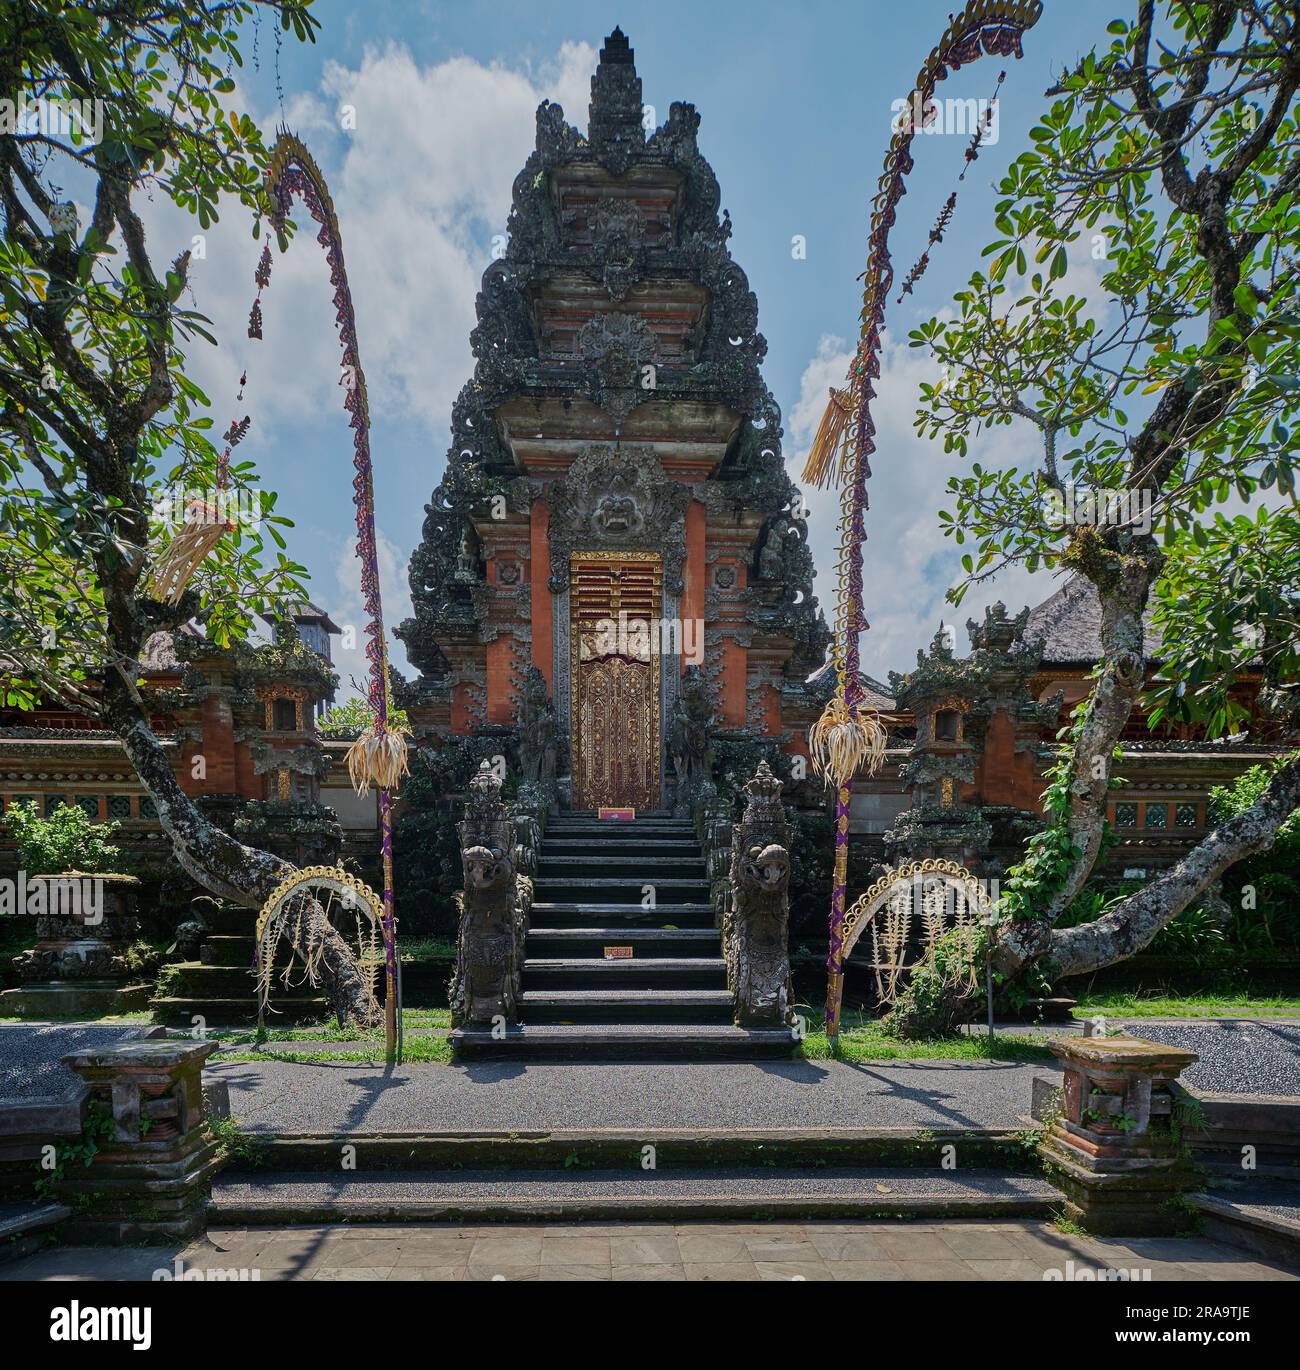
[1209,757,1300,951]
[2,800,125,876]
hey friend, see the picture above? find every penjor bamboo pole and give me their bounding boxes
[380,790,398,1064]
[810,0,1042,1051]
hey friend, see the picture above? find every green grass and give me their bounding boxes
[397,939,456,961]
[1071,991,1300,1018]
[218,1034,453,1065]
[793,1006,1054,1063]
[213,1007,453,1063]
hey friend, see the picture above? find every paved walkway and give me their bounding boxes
[210,1057,1049,1133]
[3,1219,1295,1282]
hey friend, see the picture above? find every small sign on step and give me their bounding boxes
[598,807,636,821]
[603,946,633,959]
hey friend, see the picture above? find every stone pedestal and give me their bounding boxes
[2,874,151,1018]
[1040,1035,1201,1236]
[57,1040,222,1243]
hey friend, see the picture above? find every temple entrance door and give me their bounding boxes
[571,551,662,811]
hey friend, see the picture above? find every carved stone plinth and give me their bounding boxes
[725,762,793,1027]
[3,875,151,1018]
[450,763,527,1027]
[57,1040,222,1243]
[1039,1035,1202,1236]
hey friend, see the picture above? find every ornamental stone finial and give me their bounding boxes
[743,758,783,810]
[467,759,504,811]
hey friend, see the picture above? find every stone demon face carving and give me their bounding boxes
[592,491,644,537]
[462,845,512,894]
[742,842,790,895]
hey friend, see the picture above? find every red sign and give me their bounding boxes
[597,807,636,821]
[603,946,634,960]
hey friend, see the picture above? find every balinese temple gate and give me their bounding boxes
[398,29,829,809]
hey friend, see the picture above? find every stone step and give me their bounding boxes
[150,995,332,1027]
[521,988,733,1024]
[528,928,720,957]
[523,957,726,990]
[542,837,702,856]
[538,855,706,870]
[533,878,710,906]
[529,902,715,928]
[209,1167,1056,1224]
[221,1126,1030,1171]
[0,1201,70,1264]
[159,964,266,996]
[545,823,696,838]
[1191,1179,1300,1268]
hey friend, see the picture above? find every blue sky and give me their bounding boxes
[168,0,1112,696]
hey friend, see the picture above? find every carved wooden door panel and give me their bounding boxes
[571,552,662,811]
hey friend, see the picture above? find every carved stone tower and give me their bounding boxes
[399,30,828,811]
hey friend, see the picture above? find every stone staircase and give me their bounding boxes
[451,814,798,1059]
[150,902,330,1026]
[208,1127,1054,1225]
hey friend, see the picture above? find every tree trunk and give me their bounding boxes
[886,752,1299,1036]
[102,670,379,1028]
[1049,753,1300,976]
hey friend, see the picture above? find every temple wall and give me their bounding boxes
[976,709,1042,811]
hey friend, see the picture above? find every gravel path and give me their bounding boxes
[0,1022,151,1101]
[211,1167,1054,1204]
[1204,1179,1300,1226]
[210,1056,1050,1133]
[1120,1020,1300,1096]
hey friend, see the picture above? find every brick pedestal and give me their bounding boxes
[58,1041,223,1243]
[1040,1035,1201,1236]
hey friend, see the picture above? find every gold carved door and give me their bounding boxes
[571,552,662,811]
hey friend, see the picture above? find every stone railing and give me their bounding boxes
[1039,1034,1202,1235]
[448,763,547,1028]
[696,762,794,1029]
[694,784,733,930]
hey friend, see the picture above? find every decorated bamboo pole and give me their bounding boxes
[803,1,1042,1050]
[261,133,409,1063]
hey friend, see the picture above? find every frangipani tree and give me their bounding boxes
[0,0,378,1023]
[894,0,1300,1032]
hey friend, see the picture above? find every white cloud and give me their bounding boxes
[328,528,413,703]
[149,41,596,434]
[135,41,598,686]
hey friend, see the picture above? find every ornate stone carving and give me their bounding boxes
[726,761,793,1027]
[396,28,832,749]
[886,601,1064,871]
[669,664,714,816]
[450,763,525,1026]
[543,444,690,592]
[586,27,645,178]
[517,665,557,794]
[590,196,645,301]
[578,312,656,427]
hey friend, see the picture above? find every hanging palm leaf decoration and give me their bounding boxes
[809,0,1044,1045]
[150,132,409,1060]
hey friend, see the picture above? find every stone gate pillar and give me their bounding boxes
[58,1040,222,1243]
[1040,1035,1201,1235]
